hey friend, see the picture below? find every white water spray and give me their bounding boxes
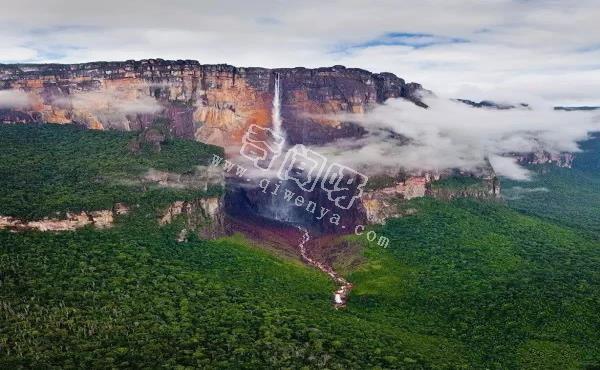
[267,73,293,222]
[272,73,284,140]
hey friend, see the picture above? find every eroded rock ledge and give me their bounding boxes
[159,197,225,241]
[0,204,129,232]
[362,172,500,224]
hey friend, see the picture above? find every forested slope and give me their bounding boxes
[1,124,598,368]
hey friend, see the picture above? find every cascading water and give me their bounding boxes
[226,73,354,307]
[296,226,353,308]
[271,73,284,140]
[267,73,296,223]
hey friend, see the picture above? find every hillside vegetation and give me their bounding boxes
[0,124,223,220]
[0,124,469,368]
[502,134,600,237]
[1,124,598,368]
[345,198,599,368]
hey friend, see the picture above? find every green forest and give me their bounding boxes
[503,134,600,237]
[0,124,223,220]
[1,124,598,368]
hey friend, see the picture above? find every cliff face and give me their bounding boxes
[514,151,574,168]
[0,59,425,147]
[160,197,225,240]
[361,172,501,224]
[362,175,433,224]
[225,176,368,235]
[3,59,516,232]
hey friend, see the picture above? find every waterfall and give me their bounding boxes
[272,73,284,140]
[267,73,294,222]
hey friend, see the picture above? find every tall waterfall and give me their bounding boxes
[272,73,284,140]
[267,73,294,223]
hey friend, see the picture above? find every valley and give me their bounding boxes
[1,0,599,367]
[1,124,598,368]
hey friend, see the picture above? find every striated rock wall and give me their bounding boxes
[428,181,500,200]
[224,174,369,235]
[0,60,425,148]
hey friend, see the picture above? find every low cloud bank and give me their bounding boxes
[54,84,163,129]
[316,96,600,179]
[502,186,550,200]
[0,90,31,108]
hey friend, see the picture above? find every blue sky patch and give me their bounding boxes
[335,32,468,53]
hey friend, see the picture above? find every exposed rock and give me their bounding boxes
[428,183,500,200]
[225,175,368,235]
[0,60,427,147]
[88,210,114,229]
[426,166,501,201]
[361,175,435,224]
[360,171,500,224]
[159,196,225,240]
[114,203,130,215]
[142,127,167,152]
[456,98,529,110]
[362,197,418,225]
[0,206,128,232]
[514,151,574,168]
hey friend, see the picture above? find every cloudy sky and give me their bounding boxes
[1,0,599,105]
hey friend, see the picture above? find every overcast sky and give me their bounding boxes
[1,0,599,105]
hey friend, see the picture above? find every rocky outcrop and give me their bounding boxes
[427,169,500,200]
[514,151,574,168]
[272,66,426,144]
[0,60,426,148]
[456,98,529,110]
[225,175,369,235]
[0,204,129,232]
[159,196,225,240]
[361,175,433,224]
[360,171,500,224]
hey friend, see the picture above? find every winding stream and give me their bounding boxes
[296,226,353,309]
[269,74,352,308]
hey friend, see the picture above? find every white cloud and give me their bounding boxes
[0,90,32,108]
[488,156,531,180]
[0,47,38,62]
[0,1,597,180]
[54,84,162,129]
[502,186,550,200]
[314,96,600,179]
[0,1,598,105]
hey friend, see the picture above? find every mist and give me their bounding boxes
[0,90,31,108]
[315,96,600,179]
[502,186,550,200]
[54,84,163,129]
